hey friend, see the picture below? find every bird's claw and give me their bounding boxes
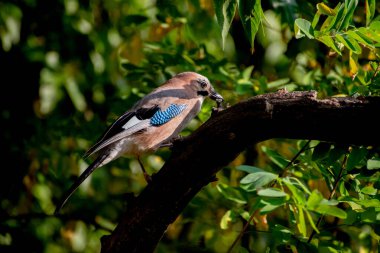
[212,100,225,115]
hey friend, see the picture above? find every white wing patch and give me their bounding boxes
[86,119,151,157]
[122,115,142,130]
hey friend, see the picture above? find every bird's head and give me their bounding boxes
[174,72,224,103]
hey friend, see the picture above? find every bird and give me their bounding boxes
[54,72,223,214]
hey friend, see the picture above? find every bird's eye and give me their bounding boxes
[198,79,207,89]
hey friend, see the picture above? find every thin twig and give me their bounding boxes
[307,152,348,243]
[227,140,311,253]
[369,61,380,85]
[276,140,312,181]
[226,210,258,253]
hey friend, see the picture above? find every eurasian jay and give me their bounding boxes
[54,72,223,214]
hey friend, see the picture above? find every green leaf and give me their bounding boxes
[327,3,345,31]
[340,0,359,30]
[317,35,341,54]
[242,65,254,80]
[312,142,331,161]
[236,81,254,95]
[220,210,234,229]
[357,198,380,208]
[361,186,377,195]
[339,181,350,197]
[305,209,320,234]
[258,188,288,197]
[259,198,286,213]
[335,34,362,54]
[261,146,289,168]
[358,27,380,43]
[346,30,374,47]
[295,205,307,236]
[240,171,278,191]
[360,207,377,222]
[315,205,347,219]
[367,158,380,170]
[288,177,311,195]
[238,0,263,51]
[273,224,293,243]
[306,190,324,209]
[294,18,314,39]
[283,177,306,204]
[214,0,238,49]
[217,183,247,204]
[365,0,376,26]
[236,165,264,173]
[267,78,290,89]
[370,21,380,32]
[311,11,320,29]
[346,147,368,171]
[320,3,342,31]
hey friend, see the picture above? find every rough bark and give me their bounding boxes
[100,90,380,253]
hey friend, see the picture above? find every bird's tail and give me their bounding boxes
[54,154,108,215]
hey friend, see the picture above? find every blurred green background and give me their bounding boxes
[1,0,380,252]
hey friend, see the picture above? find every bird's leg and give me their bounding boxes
[137,156,152,183]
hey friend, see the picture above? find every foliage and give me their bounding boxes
[0,0,379,253]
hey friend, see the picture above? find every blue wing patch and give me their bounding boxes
[150,104,187,126]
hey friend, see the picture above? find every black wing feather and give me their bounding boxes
[83,105,159,158]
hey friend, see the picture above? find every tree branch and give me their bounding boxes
[100,90,380,253]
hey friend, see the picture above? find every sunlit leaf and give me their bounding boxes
[295,205,307,236]
[258,188,288,197]
[240,171,278,191]
[220,210,234,229]
[320,3,342,31]
[317,3,336,16]
[306,190,324,209]
[315,205,347,219]
[317,35,341,54]
[214,0,238,49]
[267,78,290,89]
[346,30,373,47]
[283,177,306,204]
[367,158,380,170]
[294,18,314,39]
[311,11,320,29]
[361,186,377,195]
[369,21,380,32]
[358,27,380,43]
[335,34,362,54]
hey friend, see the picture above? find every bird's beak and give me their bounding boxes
[209,90,224,103]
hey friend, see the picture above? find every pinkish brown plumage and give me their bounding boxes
[55,72,223,214]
